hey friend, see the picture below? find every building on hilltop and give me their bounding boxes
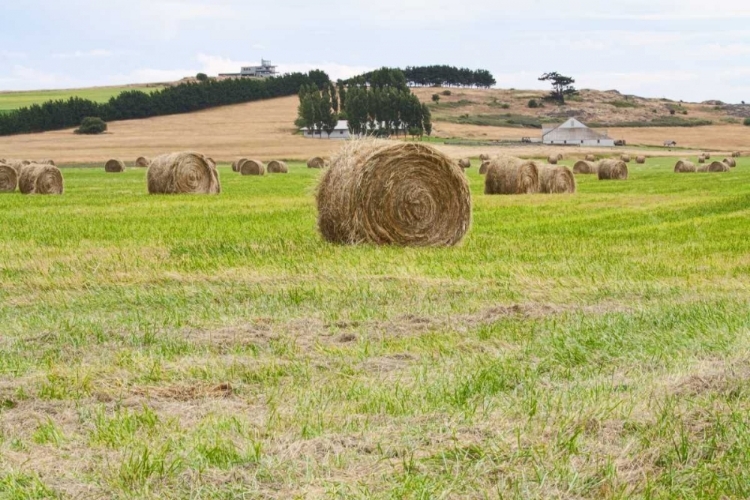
[542,118,614,146]
[300,120,350,140]
[219,59,278,78]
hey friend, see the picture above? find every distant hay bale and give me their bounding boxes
[240,159,265,176]
[557,154,564,161]
[231,160,239,172]
[620,154,631,163]
[703,153,711,159]
[698,156,706,163]
[18,163,64,195]
[105,159,126,173]
[699,161,729,173]
[135,156,151,168]
[538,164,576,194]
[485,156,540,195]
[0,164,18,192]
[147,152,221,194]
[547,155,558,165]
[722,158,736,168]
[267,160,288,173]
[585,154,596,161]
[573,160,598,174]
[598,159,629,180]
[636,156,646,164]
[317,140,471,247]
[479,154,490,161]
[307,156,325,169]
[479,160,490,175]
[674,160,696,173]
[458,158,471,169]
[732,151,741,158]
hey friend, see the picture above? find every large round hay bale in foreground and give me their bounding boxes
[538,164,576,194]
[636,156,646,164]
[105,159,126,173]
[723,158,736,168]
[573,160,598,174]
[458,158,471,169]
[307,157,325,169]
[240,159,265,176]
[620,154,631,163]
[267,160,288,173]
[485,156,539,195]
[674,160,696,173]
[135,156,151,168]
[598,159,628,180]
[547,155,558,165]
[0,164,18,192]
[147,152,220,194]
[317,140,471,247]
[585,154,596,162]
[18,164,64,195]
[479,160,490,175]
[206,158,216,169]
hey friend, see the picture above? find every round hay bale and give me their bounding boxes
[458,158,471,169]
[105,159,126,173]
[620,154,631,163]
[703,153,711,159]
[206,157,216,169]
[674,160,696,173]
[598,159,628,180]
[267,160,288,173]
[38,159,55,166]
[317,140,471,247]
[722,158,736,168]
[231,160,240,172]
[537,164,576,194]
[636,156,646,164]
[0,164,18,192]
[573,160,598,174]
[479,154,490,161]
[585,154,596,162]
[135,156,151,168]
[485,156,540,195]
[147,152,221,194]
[703,161,729,173]
[698,156,706,163]
[307,157,325,169]
[557,154,564,161]
[732,151,741,158]
[18,163,64,195]
[547,155,558,165]
[479,160,490,175]
[240,159,265,176]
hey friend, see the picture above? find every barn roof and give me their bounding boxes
[543,118,611,141]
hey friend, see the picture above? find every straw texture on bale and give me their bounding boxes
[105,159,126,173]
[307,157,325,169]
[547,155,558,165]
[485,156,539,195]
[573,160,598,174]
[598,159,629,180]
[240,159,265,176]
[135,156,151,168]
[674,160,696,173]
[18,163,64,195]
[585,154,596,162]
[699,161,729,173]
[636,156,646,164]
[537,164,576,194]
[39,159,55,166]
[147,152,220,194]
[723,158,736,168]
[479,154,490,161]
[0,164,18,192]
[698,156,706,163]
[458,158,471,169]
[267,160,288,173]
[620,154,631,163]
[479,160,490,175]
[317,140,471,247]
[206,158,216,169]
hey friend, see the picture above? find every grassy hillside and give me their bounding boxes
[1,159,750,497]
[0,84,165,113]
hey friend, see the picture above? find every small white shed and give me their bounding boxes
[301,120,350,140]
[542,118,614,147]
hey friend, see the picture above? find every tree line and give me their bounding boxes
[297,68,432,138]
[347,65,495,89]
[0,71,330,136]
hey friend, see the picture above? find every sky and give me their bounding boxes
[1,0,749,102]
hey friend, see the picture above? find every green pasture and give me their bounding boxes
[0,86,165,113]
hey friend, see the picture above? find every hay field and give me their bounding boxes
[2,158,750,498]
[0,84,165,113]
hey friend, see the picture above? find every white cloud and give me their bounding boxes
[251,44,266,50]
[0,50,26,59]
[52,49,114,59]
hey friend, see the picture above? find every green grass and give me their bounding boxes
[1,159,750,498]
[0,86,165,113]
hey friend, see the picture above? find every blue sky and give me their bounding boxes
[1,0,749,102]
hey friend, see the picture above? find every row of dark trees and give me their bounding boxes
[347,65,496,88]
[0,71,330,136]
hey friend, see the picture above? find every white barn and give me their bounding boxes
[542,118,615,147]
[301,120,350,140]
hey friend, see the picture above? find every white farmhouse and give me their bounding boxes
[300,120,351,140]
[218,59,278,78]
[542,118,614,147]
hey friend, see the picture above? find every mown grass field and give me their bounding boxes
[1,158,750,499]
[0,86,165,113]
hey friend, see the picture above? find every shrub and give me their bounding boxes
[669,109,676,115]
[196,73,208,82]
[682,110,688,115]
[744,117,750,126]
[441,90,452,96]
[527,99,539,109]
[75,117,107,135]
[432,94,440,103]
